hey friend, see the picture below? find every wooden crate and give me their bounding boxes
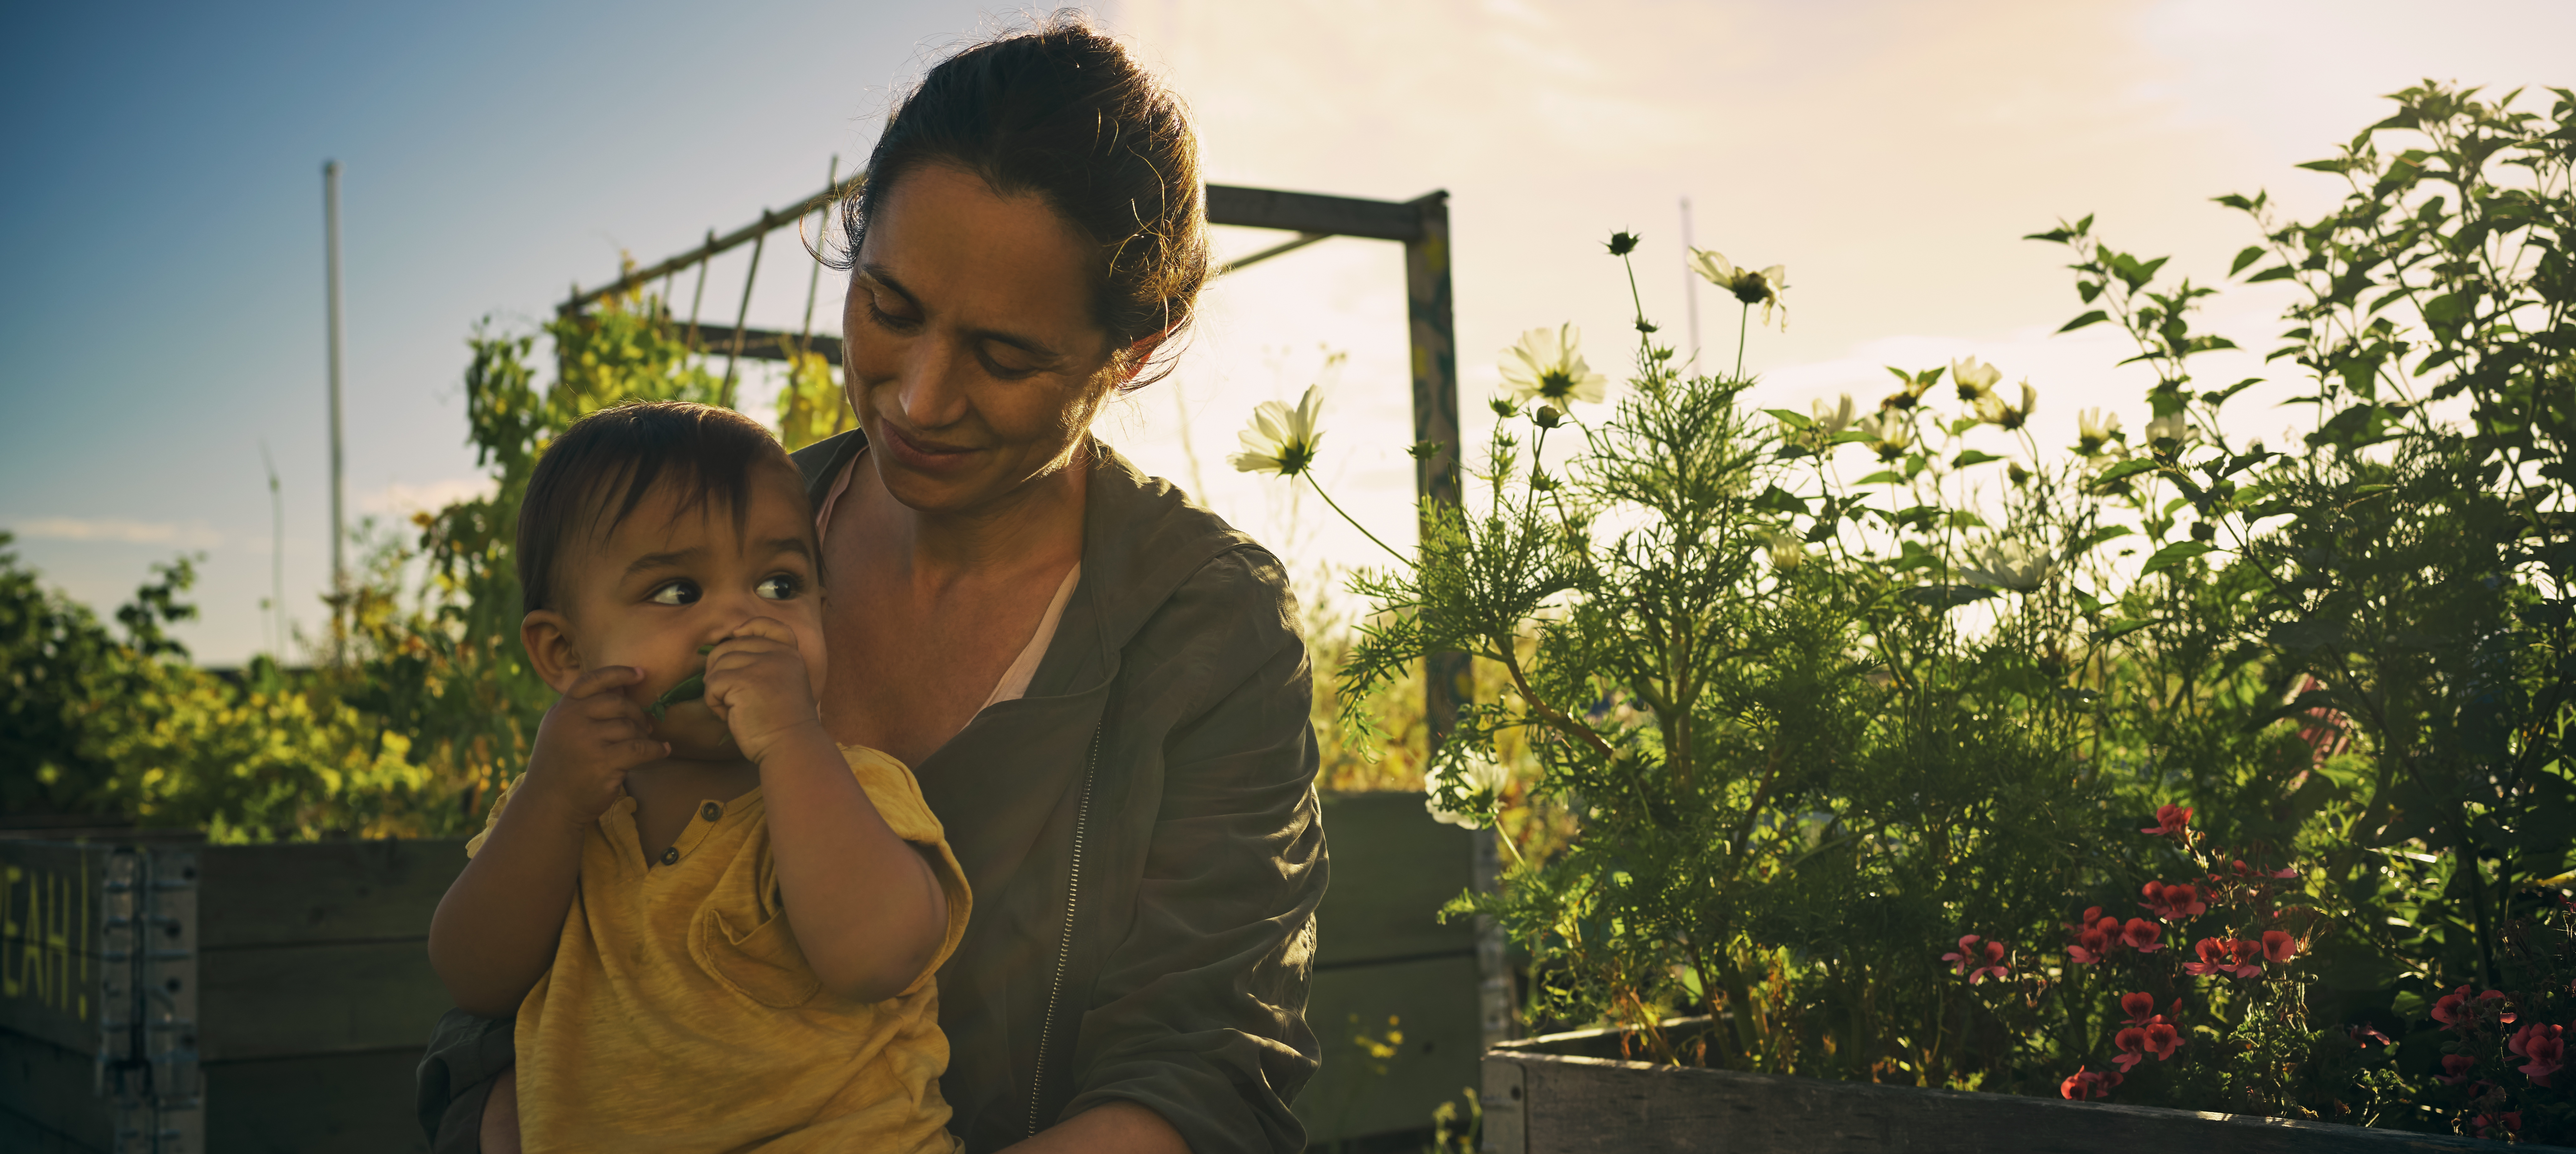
[2,837,465,1153]
[1480,1022,2563,1154]
[3,793,1487,1152]
[1297,792,1487,1147]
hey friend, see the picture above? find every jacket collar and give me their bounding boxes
[793,429,1258,677]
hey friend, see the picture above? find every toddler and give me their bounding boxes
[428,401,968,1153]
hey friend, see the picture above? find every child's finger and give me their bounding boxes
[565,665,645,700]
[721,616,797,648]
[605,736,671,766]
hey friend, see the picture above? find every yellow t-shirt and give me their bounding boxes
[466,746,970,1153]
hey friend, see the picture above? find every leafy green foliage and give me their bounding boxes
[1340,81,2576,1139]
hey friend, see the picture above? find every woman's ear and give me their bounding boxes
[521,611,584,694]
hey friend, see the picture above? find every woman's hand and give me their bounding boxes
[516,665,667,829]
[703,617,828,765]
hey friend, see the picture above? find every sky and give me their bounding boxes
[3,0,2569,664]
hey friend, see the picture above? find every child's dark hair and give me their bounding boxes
[515,401,804,617]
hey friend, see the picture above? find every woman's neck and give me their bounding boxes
[856,445,1088,582]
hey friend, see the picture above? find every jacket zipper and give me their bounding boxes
[1029,719,1104,1138]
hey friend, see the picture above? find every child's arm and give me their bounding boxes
[705,618,948,1003]
[427,665,668,1017]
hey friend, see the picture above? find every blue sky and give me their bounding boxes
[6,0,2571,663]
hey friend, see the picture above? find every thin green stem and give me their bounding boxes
[1736,302,1750,378]
[1304,473,1408,565]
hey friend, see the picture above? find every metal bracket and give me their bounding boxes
[141,848,202,1154]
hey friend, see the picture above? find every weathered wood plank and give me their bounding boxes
[198,940,450,1060]
[0,843,116,1054]
[1314,792,1475,968]
[1481,1047,2557,1153]
[0,1029,114,1151]
[1300,953,1482,1143]
[197,839,465,950]
[204,1049,428,1154]
[1206,185,1423,241]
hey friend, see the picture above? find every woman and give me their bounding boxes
[418,18,1327,1154]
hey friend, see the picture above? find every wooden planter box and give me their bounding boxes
[2,836,465,1153]
[2,791,1489,1152]
[1480,1022,2559,1153]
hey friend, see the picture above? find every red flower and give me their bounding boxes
[2113,1016,2184,1072]
[2182,937,2230,977]
[2120,918,2165,953]
[2509,1022,2565,1087]
[1941,935,2010,983]
[2349,1023,2391,1048]
[2120,992,2158,1025]
[2112,1028,2150,1073]
[2433,985,2517,1032]
[2139,881,2208,920]
[2060,1065,2121,1101]
[2068,916,2122,965]
[2143,1020,2183,1061]
[2141,804,2193,837]
[2260,929,2297,963]
[2437,1054,2478,1085]
[2225,938,2267,978]
[2471,1111,2522,1139]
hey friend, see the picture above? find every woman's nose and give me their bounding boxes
[892,339,971,429]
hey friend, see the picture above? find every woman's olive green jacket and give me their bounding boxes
[416,433,1328,1154]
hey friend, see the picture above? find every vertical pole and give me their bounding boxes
[1681,196,1701,366]
[799,155,839,349]
[722,220,769,409]
[685,230,714,351]
[1407,190,1512,1048]
[1404,191,1464,742]
[261,443,285,659]
[322,161,348,661]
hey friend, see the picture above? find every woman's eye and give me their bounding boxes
[865,292,918,330]
[755,575,800,601]
[647,580,701,606]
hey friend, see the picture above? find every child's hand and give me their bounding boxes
[521,666,667,830]
[702,617,826,765]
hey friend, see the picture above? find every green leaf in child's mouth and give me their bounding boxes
[647,645,716,721]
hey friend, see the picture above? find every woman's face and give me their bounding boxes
[842,162,1127,516]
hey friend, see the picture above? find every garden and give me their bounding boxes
[5,81,2573,1150]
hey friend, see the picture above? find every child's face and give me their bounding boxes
[534,463,827,759]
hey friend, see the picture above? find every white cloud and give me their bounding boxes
[6,516,224,548]
[359,477,496,518]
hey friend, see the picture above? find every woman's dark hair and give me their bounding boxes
[834,12,1208,388]
[515,401,807,617]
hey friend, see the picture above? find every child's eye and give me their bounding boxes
[755,575,801,601]
[648,580,701,606]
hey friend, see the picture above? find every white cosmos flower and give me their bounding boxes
[1951,357,2002,403]
[2145,412,2194,447]
[1499,324,1610,405]
[1688,249,1790,330]
[1764,530,1808,571]
[2077,408,2122,456]
[1963,541,2055,592]
[1229,385,1325,477]
[1978,381,2037,430]
[1811,394,1858,438]
[1425,741,1511,828]
[1857,411,1914,461]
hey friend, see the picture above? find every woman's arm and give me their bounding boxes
[1055,551,1330,1154]
[998,1101,1187,1154]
